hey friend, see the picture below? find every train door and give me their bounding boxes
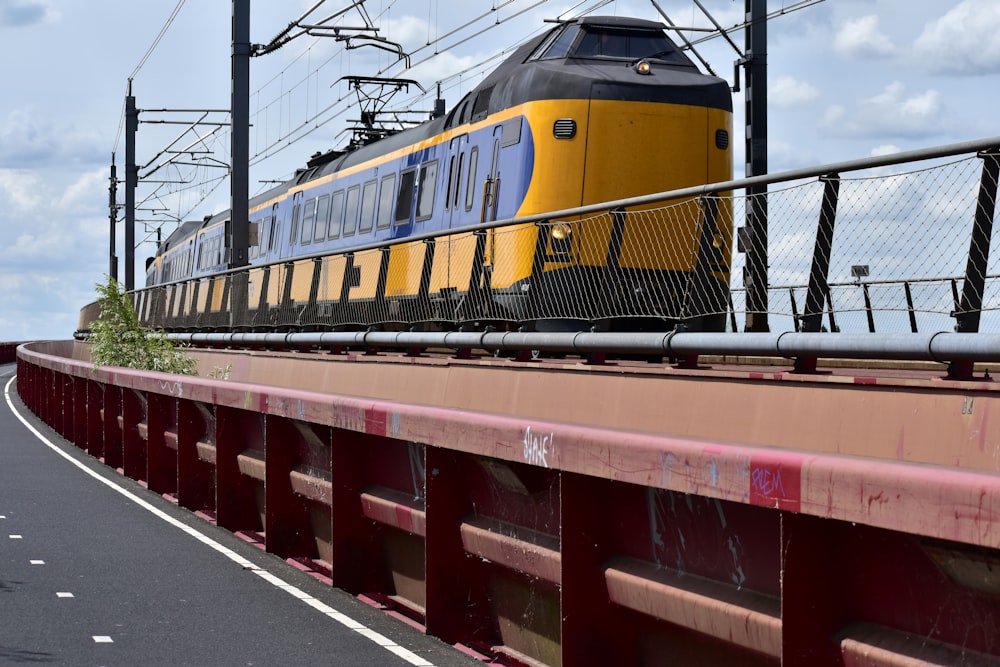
[280,191,303,260]
[462,127,503,320]
[482,127,504,267]
[485,127,502,223]
[446,133,469,229]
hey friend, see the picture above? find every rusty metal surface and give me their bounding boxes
[15,340,1000,665]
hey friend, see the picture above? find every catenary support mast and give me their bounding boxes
[125,84,138,290]
[230,0,250,270]
[743,0,768,332]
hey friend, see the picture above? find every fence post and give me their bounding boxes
[684,196,727,331]
[799,175,841,333]
[954,151,1000,334]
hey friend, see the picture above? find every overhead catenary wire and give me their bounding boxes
[114,0,188,153]
[131,0,763,240]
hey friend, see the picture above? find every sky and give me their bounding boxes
[0,0,999,341]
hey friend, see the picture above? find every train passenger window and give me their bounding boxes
[416,160,438,221]
[289,204,301,244]
[376,173,395,230]
[395,168,416,225]
[343,185,360,236]
[328,190,344,239]
[269,217,280,253]
[249,221,259,260]
[314,194,330,242]
[445,156,456,211]
[359,180,377,234]
[453,153,465,209]
[472,86,493,121]
[258,218,270,257]
[465,148,479,211]
[300,198,316,245]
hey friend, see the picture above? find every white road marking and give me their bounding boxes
[9,534,22,539]
[57,592,74,598]
[30,559,44,565]
[4,376,436,667]
[93,636,113,643]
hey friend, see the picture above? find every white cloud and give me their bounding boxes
[834,15,897,59]
[870,144,900,158]
[0,168,43,211]
[771,75,819,107]
[0,108,103,167]
[820,82,945,139]
[913,0,1000,75]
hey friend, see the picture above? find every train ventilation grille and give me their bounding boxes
[553,119,577,139]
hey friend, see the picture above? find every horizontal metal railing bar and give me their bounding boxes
[165,330,1000,363]
[143,135,1000,292]
[768,274,990,291]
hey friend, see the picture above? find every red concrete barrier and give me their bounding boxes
[0,341,22,364]
[15,341,1000,666]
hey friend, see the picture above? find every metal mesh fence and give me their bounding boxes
[730,153,999,333]
[128,147,999,336]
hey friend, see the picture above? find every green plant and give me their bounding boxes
[208,364,233,380]
[89,276,197,376]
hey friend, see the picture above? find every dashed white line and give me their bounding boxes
[29,559,44,565]
[56,592,74,598]
[93,636,113,643]
[4,375,437,667]
[9,534,22,539]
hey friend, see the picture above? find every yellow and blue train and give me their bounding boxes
[142,16,733,333]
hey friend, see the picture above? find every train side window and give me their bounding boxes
[269,217,280,253]
[300,198,316,245]
[471,86,493,121]
[343,185,361,236]
[445,155,456,211]
[416,160,438,221]
[314,194,330,242]
[289,203,301,244]
[395,168,416,225]
[376,173,395,230]
[249,223,259,260]
[465,147,479,211]
[328,190,344,239]
[359,179,377,234]
[453,153,465,209]
[258,217,270,257]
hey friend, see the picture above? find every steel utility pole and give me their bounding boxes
[125,83,138,290]
[230,0,250,270]
[743,0,769,332]
[229,0,251,329]
[109,154,118,281]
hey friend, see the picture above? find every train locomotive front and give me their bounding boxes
[132,16,733,336]
[485,16,734,332]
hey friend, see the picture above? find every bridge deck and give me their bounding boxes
[16,341,1000,666]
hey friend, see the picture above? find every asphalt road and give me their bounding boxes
[0,363,481,667]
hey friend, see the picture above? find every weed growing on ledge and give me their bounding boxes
[89,277,196,376]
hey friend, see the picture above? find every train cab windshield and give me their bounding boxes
[530,23,689,66]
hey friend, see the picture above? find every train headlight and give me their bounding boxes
[633,59,652,75]
[550,223,572,255]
